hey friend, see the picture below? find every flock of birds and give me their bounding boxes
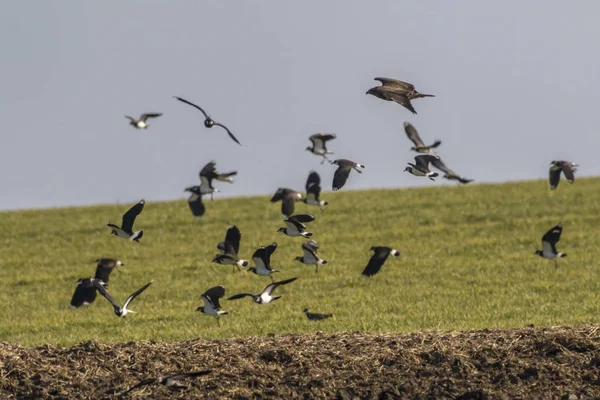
[67,77,579,395]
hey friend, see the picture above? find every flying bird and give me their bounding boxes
[120,371,212,396]
[549,161,578,190]
[107,199,145,242]
[94,258,124,284]
[94,280,153,317]
[534,224,567,268]
[331,159,365,191]
[214,225,248,271]
[270,188,303,218]
[173,96,241,145]
[361,247,400,277]
[278,214,315,238]
[294,240,328,273]
[125,113,162,129]
[404,155,440,181]
[184,186,206,218]
[430,157,474,184]
[228,277,298,304]
[403,122,441,153]
[303,308,333,321]
[249,243,279,281]
[196,285,228,326]
[366,77,434,114]
[306,133,337,164]
[69,278,106,309]
[303,171,328,209]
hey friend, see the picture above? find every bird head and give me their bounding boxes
[365,87,377,96]
[403,167,411,173]
[277,227,286,233]
[294,256,303,263]
[247,267,256,274]
[305,146,312,152]
[212,255,222,263]
[534,250,543,257]
[204,119,214,128]
[196,306,205,313]
[410,146,417,151]
[303,308,310,313]
[331,160,339,166]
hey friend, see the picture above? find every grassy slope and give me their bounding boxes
[1,178,599,346]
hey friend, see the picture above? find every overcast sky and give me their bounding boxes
[1,1,598,211]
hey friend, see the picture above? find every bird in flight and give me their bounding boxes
[107,199,145,242]
[430,157,473,184]
[549,161,578,190]
[303,171,328,210]
[403,122,441,153]
[366,77,434,114]
[270,188,303,218]
[94,280,153,317]
[120,370,212,396]
[249,243,279,281]
[306,133,337,164]
[404,155,440,181]
[361,247,400,277]
[228,277,298,304]
[303,308,333,321]
[278,214,315,238]
[331,159,365,191]
[213,225,248,271]
[125,113,162,129]
[196,285,228,326]
[173,96,241,145]
[294,240,328,273]
[69,277,106,309]
[94,258,124,285]
[534,224,567,268]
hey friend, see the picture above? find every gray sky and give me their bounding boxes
[1,1,598,211]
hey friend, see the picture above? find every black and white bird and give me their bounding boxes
[303,308,333,321]
[278,214,315,238]
[331,159,365,191]
[120,371,212,396]
[183,186,206,218]
[125,113,162,129]
[249,243,279,281]
[403,122,441,153]
[186,161,237,202]
[430,157,474,184]
[94,280,153,317]
[361,247,401,277]
[366,77,435,114]
[69,278,106,309]
[294,240,328,273]
[228,277,298,304]
[107,199,145,242]
[534,225,567,268]
[549,161,578,190]
[173,96,241,145]
[270,188,303,218]
[404,155,440,181]
[306,133,337,164]
[214,225,248,271]
[94,258,124,284]
[303,171,328,209]
[196,285,228,326]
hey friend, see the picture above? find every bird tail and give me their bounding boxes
[318,259,328,265]
[302,232,313,238]
[431,140,442,148]
[131,231,143,242]
[558,253,567,258]
[391,250,400,257]
[237,259,249,267]
[415,93,435,98]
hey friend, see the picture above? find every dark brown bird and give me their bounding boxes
[549,161,578,190]
[303,308,333,321]
[366,77,434,114]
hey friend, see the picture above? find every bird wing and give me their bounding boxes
[120,379,156,396]
[388,93,417,114]
[549,167,562,189]
[430,157,454,175]
[139,113,162,122]
[414,155,440,170]
[303,239,319,252]
[166,371,212,381]
[124,115,135,122]
[264,277,298,296]
[202,285,226,309]
[216,171,237,181]
[252,246,268,268]
[227,293,254,300]
[121,199,145,233]
[187,193,206,217]
[542,225,562,245]
[305,171,321,193]
[309,134,325,152]
[122,280,153,310]
[374,77,415,91]
[214,122,242,146]
[561,162,575,183]
[281,192,297,218]
[290,214,315,223]
[222,225,241,255]
[361,247,392,277]
[70,279,96,308]
[332,165,351,191]
[94,280,121,309]
[173,96,209,119]
[199,161,217,180]
[285,218,305,231]
[403,122,425,147]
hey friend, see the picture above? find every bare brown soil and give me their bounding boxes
[2,325,600,399]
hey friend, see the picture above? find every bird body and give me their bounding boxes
[250,243,279,280]
[303,308,333,321]
[331,159,365,191]
[295,240,328,272]
[307,133,337,164]
[535,225,567,268]
[94,280,153,317]
[196,285,228,326]
[303,171,328,209]
[404,155,440,181]
[362,246,400,277]
[125,113,162,129]
[94,258,124,284]
[215,225,248,271]
[278,214,315,237]
[69,277,106,308]
[228,277,298,304]
[270,188,303,218]
[549,161,578,189]
[107,199,145,241]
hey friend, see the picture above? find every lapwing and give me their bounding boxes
[94,258,124,285]
[214,225,248,271]
[107,199,145,242]
[69,278,106,309]
[196,285,228,326]
[173,96,241,145]
[270,188,303,218]
[228,277,298,304]
[303,171,328,209]
[403,122,441,153]
[404,155,440,181]
[331,159,365,191]
[125,113,162,129]
[361,247,400,277]
[278,214,315,238]
[183,186,206,218]
[294,240,328,273]
[306,133,337,164]
[430,157,474,184]
[249,243,279,281]
[303,308,333,321]
[120,371,212,396]
[94,280,153,317]
[366,77,434,114]
[549,161,578,190]
[534,224,567,268]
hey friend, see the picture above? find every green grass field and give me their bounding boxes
[2,178,600,347]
